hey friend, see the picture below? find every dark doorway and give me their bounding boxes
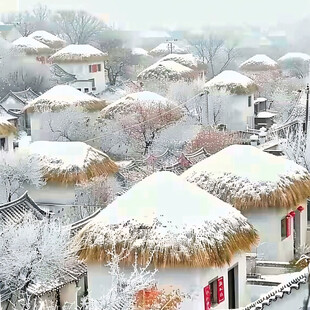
[228,265,238,309]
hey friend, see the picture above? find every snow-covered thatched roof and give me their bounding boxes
[25,85,106,113]
[28,30,66,49]
[278,52,310,63]
[132,47,149,56]
[11,37,51,55]
[101,91,173,118]
[49,44,107,63]
[158,53,199,69]
[239,54,279,71]
[137,60,195,81]
[0,117,16,136]
[149,43,188,57]
[28,141,118,184]
[75,171,258,268]
[205,70,258,95]
[182,145,310,210]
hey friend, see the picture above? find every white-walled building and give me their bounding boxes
[24,85,106,141]
[23,141,118,208]
[182,145,310,262]
[278,52,310,79]
[203,70,258,131]
[49,44,108,93]
[75,171,258,309]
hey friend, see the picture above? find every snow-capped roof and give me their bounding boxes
[27,141,118,184]
[101,91,173,118]
[254,97,267,103]
[149,42,188,56]
[278,52,310,62]
[239,54,278,71]
[49,44,107,63]
[182,145,310,210]
[205,70,257,95]
[25,85,106,113]
[131,47,149,56]
[256,111,276,118]
[0,117,16,136]
[29,30,66,49]
[11,37,50,55]
[137,60,194,81]
[76,171,257,267]
[159,53,199,69]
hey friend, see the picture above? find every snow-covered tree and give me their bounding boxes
[0,214,72,309]
[0,152,45,203]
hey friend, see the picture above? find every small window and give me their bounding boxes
[248,96,252,107]
[84,88,89,93]
[209,278,218,306]
[77,88,82,91]
[0,138,5,150]
[89,65,92,73]
[281,216,291,239]
[98,64,101,72]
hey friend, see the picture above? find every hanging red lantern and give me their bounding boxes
[297,206,304,212]
[289,211,296,217]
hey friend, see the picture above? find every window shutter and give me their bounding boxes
[286,215,291,237]
[204,285,211,310]
[217,276,225,303]
[92,64,98,73]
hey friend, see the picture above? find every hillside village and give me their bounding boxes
[1,4,310,310]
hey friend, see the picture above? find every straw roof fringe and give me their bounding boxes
[77,218,258,268]
[75,172,258,267]
[0,119,16,136]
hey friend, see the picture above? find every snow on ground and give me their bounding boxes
[205,70,254,88]
[182,145,309,200]
[26,141,109,171]
[132,47,149,56]
[12,37,50,53]
[278,52,310,62]
[240,54,278,70]
[49,44,106,61]
[16,131,31,148]
[28,30,65,48]
[159,53,198,69]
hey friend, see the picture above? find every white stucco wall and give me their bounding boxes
[206,92,254,131]
[243,201,307,262]
[87,253,250,310]
[56,61,106,93]
[0,133,14,152]
[60,282,77,309]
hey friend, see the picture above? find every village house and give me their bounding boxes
[48,44,108,93]
[28,30,66,52]
[22,141,118,210]
[23,84,106,141]
[0,115,16,152]
[11,36,52,64]
[0,88,39,134]
[75,171,258,310]
[278,52,310,79]
[239,54,279,73]
[203,70,258,130]
[0,24,21,42]
[182,145,310,262]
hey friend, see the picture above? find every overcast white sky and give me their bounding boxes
[19,0,310,30]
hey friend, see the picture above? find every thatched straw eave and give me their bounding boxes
[76,219,258,268]
[205,83,258,95]
[0,119,17,136]
[74,172,258,268]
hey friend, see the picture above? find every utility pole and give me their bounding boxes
[166,39,178,54]
[306,84,310,135]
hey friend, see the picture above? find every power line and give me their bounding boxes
[83,92,205,143]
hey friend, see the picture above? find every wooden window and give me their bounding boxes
[84,88,89,93]
[77,88,82,91]
[91,64,98,73]
[209,278,218,306]
[248,96,252,107]
[98,64,102,71]
[281,216,291,239]
[89,64,101,72]
[0,138,5,150]
[281,217,287,239]
[89,65,92,73]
